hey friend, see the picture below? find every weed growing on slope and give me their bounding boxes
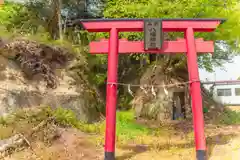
[219,109,240,125]
[0,107,158,145]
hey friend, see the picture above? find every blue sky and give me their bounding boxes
[199,56,240,81]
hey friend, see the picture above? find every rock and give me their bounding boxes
[0,134,26,158]
[0,55,101,122]
[131,65,188,122]
[131,63,224,122]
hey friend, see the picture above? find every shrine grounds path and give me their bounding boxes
[2,107,240,160]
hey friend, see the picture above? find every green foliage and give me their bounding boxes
[203,106,209,113]
[0,2,18,25]
[87,54,108,87]
[4,107,151,139]
[104,0,240,71]
[53,107,79,127]
[118,94,133,110]
[92,73,107,86]
[0,0,105,40]
[0,107,150,141]
[220,109,240,125]
[0,107,179,146]
[116,111,150,139]
[0,107,52,126]
[0,2,43,34]
[52,107,105,133]
[0,107,103,134]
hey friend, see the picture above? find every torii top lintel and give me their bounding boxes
[76,18,225,32]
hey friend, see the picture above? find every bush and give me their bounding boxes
[0,107,154,144]
[51,107,105,133]
[53,107,79,127]
[53,109,151,139]
[220,109,240,125]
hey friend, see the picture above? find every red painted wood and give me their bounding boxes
[82,20,221,32]
[89,39,214,54]
[185,27,206,152]
[104,28,118,154]
[81,18,225,160]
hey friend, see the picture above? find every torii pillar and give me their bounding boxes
[77,18,225,160]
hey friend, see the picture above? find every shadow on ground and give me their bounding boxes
[206,133,237,158]
[116,145,148,160]
[116,133,237,160]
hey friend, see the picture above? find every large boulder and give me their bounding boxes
[131,63,224,123]
[131,65,190,122]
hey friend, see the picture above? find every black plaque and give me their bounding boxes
[144,20,163,50]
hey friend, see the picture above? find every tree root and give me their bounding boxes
[0,117,58,158]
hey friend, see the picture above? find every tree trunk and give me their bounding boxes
[46,0,62,40]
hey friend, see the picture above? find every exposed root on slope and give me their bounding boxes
[0,38,74,88]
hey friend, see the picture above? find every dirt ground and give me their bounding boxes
[3,128,103,160]
[3,124,240,160]
[226,106,240,112]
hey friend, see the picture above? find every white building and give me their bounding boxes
[199,56,240,105]
[212,84,240,105]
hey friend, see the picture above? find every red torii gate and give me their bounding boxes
[76,18,225,160]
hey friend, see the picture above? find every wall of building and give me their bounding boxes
[199,55,240,105]
[211,84,240,105]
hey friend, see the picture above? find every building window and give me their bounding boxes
[217,89,232,96]
[235,88,240,96]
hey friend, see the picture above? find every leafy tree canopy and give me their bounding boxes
[103,0,240,71]
[1,0,240,72]
[0,0,105,38]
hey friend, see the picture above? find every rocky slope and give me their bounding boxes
[0,37,103,122]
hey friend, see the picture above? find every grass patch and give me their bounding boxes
[0,107,181,149]
[219,109,240,125]
[116,111,150,140]
[52,107,151,140]
[0,107,152,142]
